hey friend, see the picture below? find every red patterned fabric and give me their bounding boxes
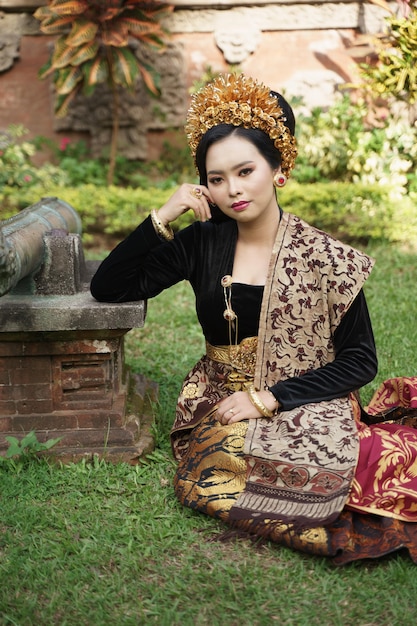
[345,377,417,522]
[366,377,417,414]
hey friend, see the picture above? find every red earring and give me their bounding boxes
[274,173,287,188]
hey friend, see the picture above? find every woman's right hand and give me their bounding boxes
[156,183,213,226]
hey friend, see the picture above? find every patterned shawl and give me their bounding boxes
[229,212,374,527]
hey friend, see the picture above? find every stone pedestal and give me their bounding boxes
[0,266,156,463]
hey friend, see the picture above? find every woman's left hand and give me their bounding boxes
[216,390,278,425]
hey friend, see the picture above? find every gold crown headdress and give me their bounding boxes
[185,73,297,177]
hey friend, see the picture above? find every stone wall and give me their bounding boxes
[0,0,393,163]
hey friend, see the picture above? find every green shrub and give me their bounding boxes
[2,181,416,248]
[0,125,67,189]
[293,94,417,194]
[0,124,39,187]
[278,181,412,244]
[33,134,196,189]
[0,184,186,244]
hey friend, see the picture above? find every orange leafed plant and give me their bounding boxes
[34,1,173,183]
[35,1,173,115]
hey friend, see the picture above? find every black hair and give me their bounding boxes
[271,90,296,136]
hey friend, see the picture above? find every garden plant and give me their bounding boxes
[34,0,173,184]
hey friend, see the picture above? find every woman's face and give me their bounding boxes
[205,134,280,224]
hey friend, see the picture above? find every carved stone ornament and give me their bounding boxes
[0,14,23,73]
[214,26,261,64]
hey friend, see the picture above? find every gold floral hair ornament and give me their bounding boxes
[185,73,298,177]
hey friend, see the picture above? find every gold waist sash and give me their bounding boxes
[205,337,257,390]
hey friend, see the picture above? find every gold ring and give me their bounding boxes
[190,187,203,199]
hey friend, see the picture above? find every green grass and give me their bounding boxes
[2,242,417,625]
[362,241,417,401]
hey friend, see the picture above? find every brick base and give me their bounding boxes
[0,330,157,463]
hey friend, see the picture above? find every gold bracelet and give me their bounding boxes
[247,384,275,418]
[151,209,174,241]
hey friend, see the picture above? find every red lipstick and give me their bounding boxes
[231,201,250,211]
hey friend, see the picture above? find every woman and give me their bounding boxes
[91,73,417,564]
